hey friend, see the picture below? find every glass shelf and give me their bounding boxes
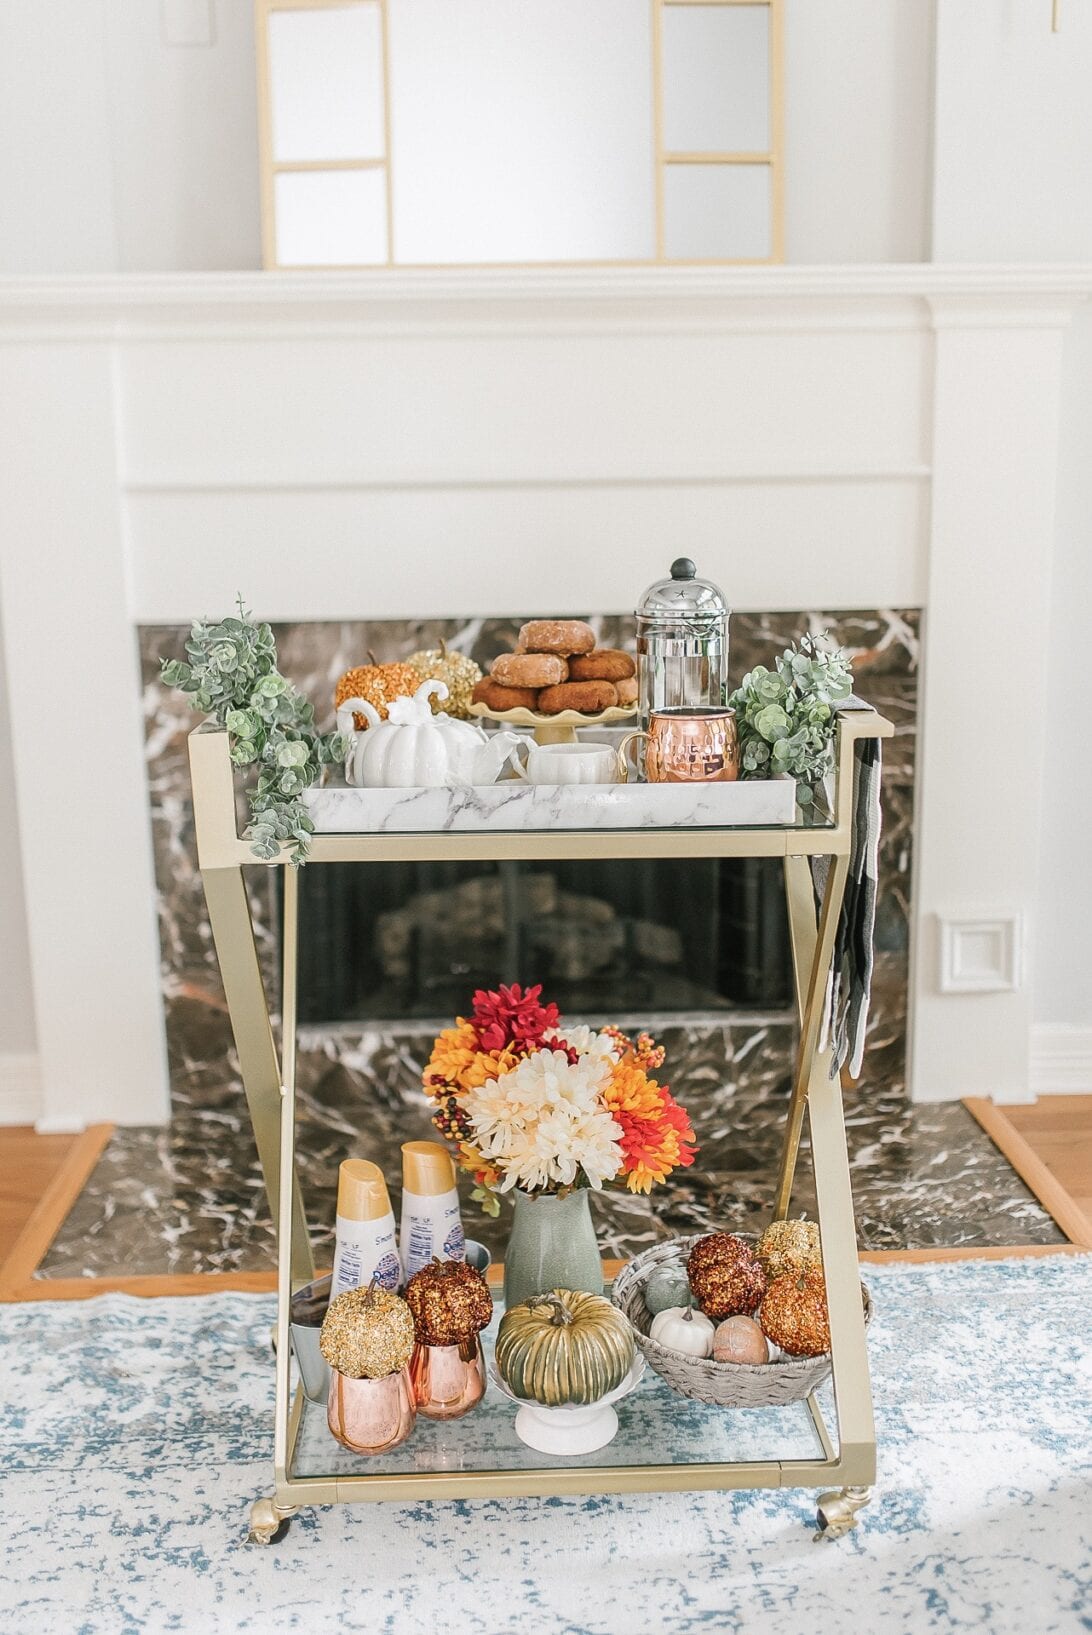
[291,1310,830,1482]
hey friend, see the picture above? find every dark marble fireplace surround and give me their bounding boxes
[38,608,1062,1280]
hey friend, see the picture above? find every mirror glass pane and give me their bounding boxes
[269,4,386,162]
[663,162,770,259]
[661,3,769,154]
[387,0,655,264]
[274,169,389,265]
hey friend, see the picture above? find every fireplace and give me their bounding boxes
[291,857,793,1025]
[141,606,916,1103]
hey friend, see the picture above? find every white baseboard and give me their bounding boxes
[0,1052,42,1125]
[1030,1025,1092,1096]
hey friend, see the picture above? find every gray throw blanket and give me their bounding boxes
[811,702,882,1080]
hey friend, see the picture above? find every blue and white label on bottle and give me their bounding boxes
[331,1213,401,1297]
[372,1250,402,1291]
[401,1194,466,1279]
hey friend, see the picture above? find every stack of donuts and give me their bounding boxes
[472,620,638,717]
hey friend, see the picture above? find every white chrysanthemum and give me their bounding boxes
[464,1047,623,1194]
[544,1025,622,1062]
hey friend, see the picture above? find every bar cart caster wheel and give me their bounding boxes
[247,1496,296,1545]
[814,1485,871,1541]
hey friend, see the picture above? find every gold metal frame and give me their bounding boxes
[255,0,394,270]
[254,0,784,270]
[190,707,891,1520]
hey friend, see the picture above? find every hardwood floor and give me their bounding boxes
[0,1124,113,1296]
[964,1096,1092,1249]
[1000,1095,1092,1236]
[0,1100,1088,1300]
[0,1128,80,1263]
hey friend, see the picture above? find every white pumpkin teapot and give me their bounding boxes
[336,678,522,789]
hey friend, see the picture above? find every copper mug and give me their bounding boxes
[327,1364,416,1454]
[410,1337,487,1421]
[619,706,739,783]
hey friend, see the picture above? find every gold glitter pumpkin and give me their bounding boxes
[758,1268,831,1358]
[405,1258,493,1348]
[755,1218,822,1284]
[319,1283,416,1379]
[334,661,420,731]
[495,1289,635,1406]
[407,640,482,720]
[687,1233,767,1322]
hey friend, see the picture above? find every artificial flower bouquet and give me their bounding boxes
[425,984,697,1215]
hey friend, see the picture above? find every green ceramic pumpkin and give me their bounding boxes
[643,1266,691,1316]
[496,1288,635,1406]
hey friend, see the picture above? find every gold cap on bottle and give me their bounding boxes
[401,1140,456,1198]
[336,1159,392,1223]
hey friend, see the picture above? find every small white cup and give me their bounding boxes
[513,742,622,785]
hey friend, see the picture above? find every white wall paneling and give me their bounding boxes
[0,266,1087,1124]
[0,340,169,1128]
[912,300,1070,1102]
[0,618,36,1067]
[1030,1026,1092,1098]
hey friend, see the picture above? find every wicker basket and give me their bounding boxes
[611,1234,873,1409]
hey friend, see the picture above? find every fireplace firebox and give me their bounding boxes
[290,857,792,1024]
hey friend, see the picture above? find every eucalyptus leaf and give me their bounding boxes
[728,631,853,791]
[160,597,331,863]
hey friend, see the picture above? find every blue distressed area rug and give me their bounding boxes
[1,1257,1090,1635]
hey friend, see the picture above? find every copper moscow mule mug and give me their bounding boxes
[619,706,740,783]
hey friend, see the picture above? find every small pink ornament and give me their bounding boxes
[712,1315,768,1365]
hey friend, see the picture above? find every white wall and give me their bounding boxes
[0,0,928,276]
[0,1,116,273]
[1036,308,1092,1031]
[932,0,1092,1071]
[0,619,37,1070]
[784,0,932,263]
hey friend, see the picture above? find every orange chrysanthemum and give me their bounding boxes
[602,1058,698,1193]
[423,1021,479,1090]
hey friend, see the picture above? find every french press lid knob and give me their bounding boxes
[670,557,696,580]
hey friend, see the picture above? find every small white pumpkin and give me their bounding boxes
[336,678,520,789]
[649,1304,715,1359]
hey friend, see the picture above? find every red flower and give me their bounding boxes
[470,983,561,1054]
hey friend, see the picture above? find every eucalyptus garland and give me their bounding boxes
[162,600,343,864]
[728,632,853,807]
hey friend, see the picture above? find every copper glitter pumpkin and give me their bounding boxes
[755,1218,823,1284]
[405,1258,493,1348]
[686,1233,767,1321]
[758,1267,831,1358]
[334,660,420,731]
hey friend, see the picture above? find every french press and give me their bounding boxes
[634,557,731,727]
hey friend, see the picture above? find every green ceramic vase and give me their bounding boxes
[503,1188,604,1309]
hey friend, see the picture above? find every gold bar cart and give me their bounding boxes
[188,707,892,1541]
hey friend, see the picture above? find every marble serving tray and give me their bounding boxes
[303,778,798,833]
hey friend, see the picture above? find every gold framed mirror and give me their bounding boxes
[255,0,783,268]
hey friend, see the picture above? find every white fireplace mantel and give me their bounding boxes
[0,265,1087,1127]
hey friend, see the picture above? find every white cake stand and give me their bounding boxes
[488,1354,646,1456]
[468,701,637,746]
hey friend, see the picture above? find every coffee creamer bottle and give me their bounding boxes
[330,1159,402,1298]
[399,1141,466,1281]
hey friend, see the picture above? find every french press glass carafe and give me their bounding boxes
[635,557,731,726]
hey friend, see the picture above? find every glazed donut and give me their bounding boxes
[472,677,539,713]
[490,651,568,688]
[536,680,619,716]
[518,619,596,656]
[614,676,638,706]
[567,649,637,683]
